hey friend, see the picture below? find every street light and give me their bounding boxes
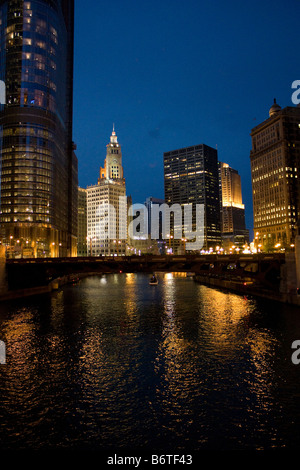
[167,235,173,253]
[114,239,121,256]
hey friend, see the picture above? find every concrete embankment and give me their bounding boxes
[194,274,300,306]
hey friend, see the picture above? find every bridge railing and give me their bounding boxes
[5,253,286,265]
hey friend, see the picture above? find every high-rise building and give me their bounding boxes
[164,144,221,251]
[126,196,165,255]
[87,127,127,256]
[250,100,300,250]
[219,162,249,249]
[0,0,77,258]
[145,197,164,237]
[145,196,166,254]
[77,187,87,256]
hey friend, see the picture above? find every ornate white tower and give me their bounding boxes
[100,125,124,182]
[87,125,127,256]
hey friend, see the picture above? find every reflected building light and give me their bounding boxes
[197,286,252,358]
[125,273,135,285]
[165,273,173,281]
[246,330,278,409]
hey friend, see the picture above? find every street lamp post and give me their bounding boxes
[16,240,20,258]
[169,235,173,253]
[9,236,13,258]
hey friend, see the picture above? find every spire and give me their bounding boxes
[110,123,118,144]
[269,98,281,117]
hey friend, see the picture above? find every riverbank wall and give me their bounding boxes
[0,272,97,302]
[193,274,300,306]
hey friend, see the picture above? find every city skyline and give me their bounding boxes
[1,1,300,456]
[73,0,299,238]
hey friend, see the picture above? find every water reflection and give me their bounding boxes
[0,274,300,450]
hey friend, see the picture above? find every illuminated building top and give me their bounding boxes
[99,125,124,183]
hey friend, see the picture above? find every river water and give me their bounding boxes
[0,272,300,452]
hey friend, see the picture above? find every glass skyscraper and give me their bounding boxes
[0,0,77,258]
[164,144,221,252]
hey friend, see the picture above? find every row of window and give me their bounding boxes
[2,127,53,138]
[1,215,50,223]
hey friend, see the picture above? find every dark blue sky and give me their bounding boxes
[73,0,299,236]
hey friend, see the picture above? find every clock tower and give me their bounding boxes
[100,125,124,182]
[87,125,127,257]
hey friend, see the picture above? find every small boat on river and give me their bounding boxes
[149,274,158,285]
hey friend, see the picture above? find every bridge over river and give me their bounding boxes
[2,252,299,305]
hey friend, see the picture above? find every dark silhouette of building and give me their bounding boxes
[145,196,166,254]
[0,0,77,257]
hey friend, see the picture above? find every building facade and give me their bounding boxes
[219,162,248,249]
[250,100,300,250]
[125,196,165,255]
[87,127,127,256]
[0,0,77,258]
[164,144,221,252]
[145,196,165,254]
[77,187,87,256]
[145,197,164,237]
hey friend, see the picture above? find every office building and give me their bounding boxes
[87,127,127,256]
[164,144,221,252]
[145,196,165,254]
[145,197,164,237]
[126,196,165,255]
[77,187,87,256]
[0,0,77,258]
[250,100,300,250]
[219,162,249,249]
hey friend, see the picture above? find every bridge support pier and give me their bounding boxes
[281,251,297,295]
